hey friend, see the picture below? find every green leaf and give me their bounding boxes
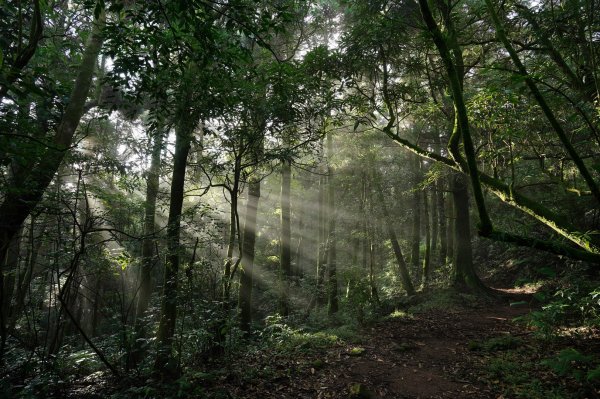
[94,0,104,19]
[587,366,600,382]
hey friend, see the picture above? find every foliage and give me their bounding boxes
[541,348,593,381]
[516,277,600,338]
[485,355,569,399]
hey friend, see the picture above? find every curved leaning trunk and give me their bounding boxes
[484,0,600,205]
[418,0,493,235]
[404,0,600,264]
[0,12,105,360]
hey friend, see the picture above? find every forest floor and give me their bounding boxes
[193,286,599,399]
[213,288,531,398]
[71,284,600,399]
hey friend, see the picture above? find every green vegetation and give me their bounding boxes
[1,0,599,397]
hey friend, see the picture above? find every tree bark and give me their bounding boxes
[222,157,241,306]
[154,84,196,373]
[451,173,486,292]
[431,180,438,260]
[10,217,46,331]
[1,228,23,348]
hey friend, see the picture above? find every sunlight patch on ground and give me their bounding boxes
[555,326,600,338]
[495,282,542,295]
[388,309,414,320]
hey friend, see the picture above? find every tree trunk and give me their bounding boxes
[365,175,378,302]
[451,173,487,292]
[431,181,438,259]
[437,179,447,264]
[373,174,415,296]
[222,159,241,306]
[10,217,45,331]
[294,201,305,281]
[326,133,338,315]
[0,14,105,361]
[446,179,455,264]
[410,158,421,280]
[362,174,369,271]
[154,88,195,374]
[1,228,23,347]
[315,171,328,308]
[422,189,432,289]
[419,0,494,236]
[279,158,292,316]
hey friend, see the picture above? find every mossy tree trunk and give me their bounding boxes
[484,0,600,205]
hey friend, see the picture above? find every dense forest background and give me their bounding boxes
[1,0,599,397]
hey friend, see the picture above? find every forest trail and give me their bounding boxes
[229,288,536,399]
[311,292,531,398]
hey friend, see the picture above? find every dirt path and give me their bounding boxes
[314,306,524,398]
[306,296,531,398]
[227,290,534,399]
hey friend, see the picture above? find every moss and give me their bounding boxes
[348,347,365,356]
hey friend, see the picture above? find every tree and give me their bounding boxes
[326,131,339,314]
[154,68,199,372]
[0,5,105,358]
[372,168,415,296]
